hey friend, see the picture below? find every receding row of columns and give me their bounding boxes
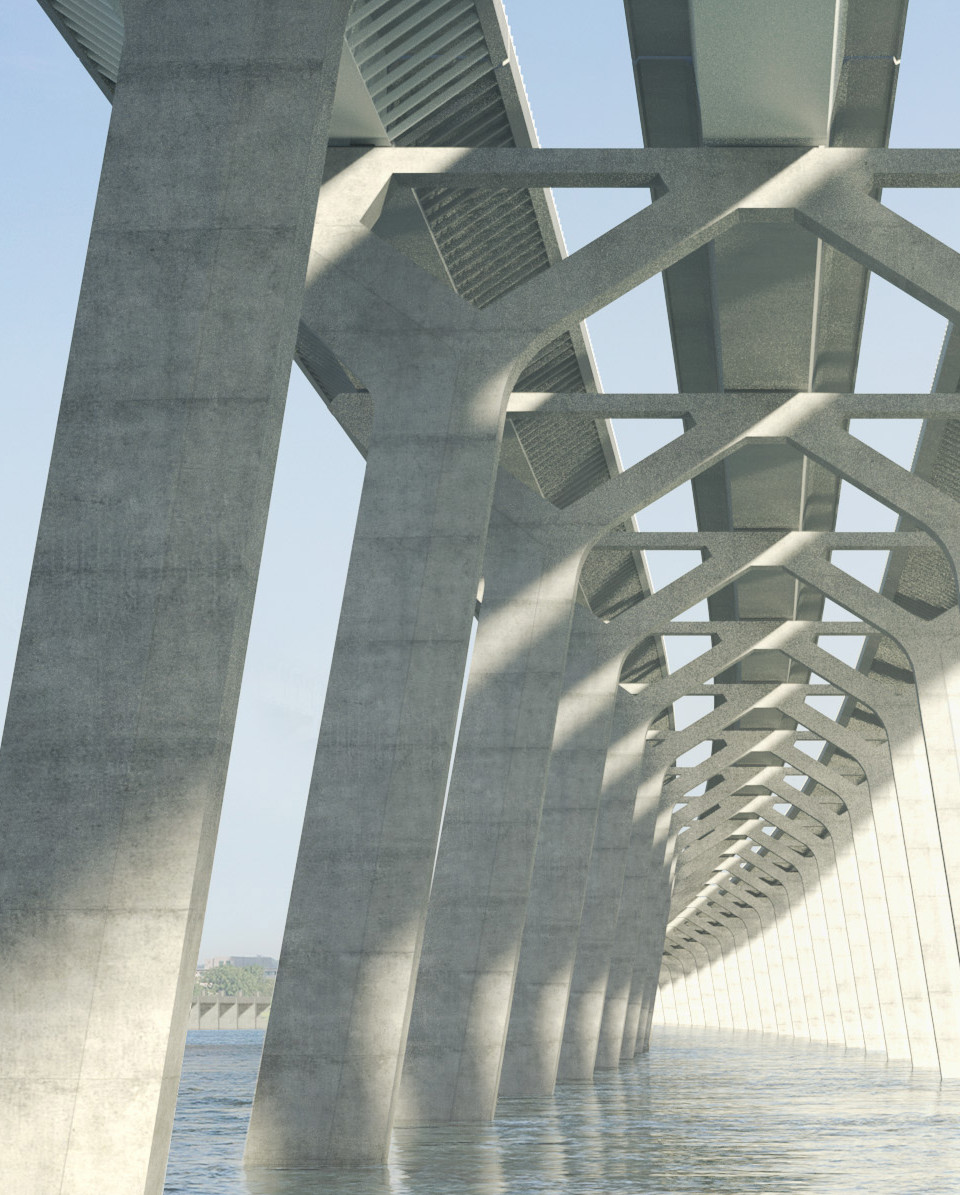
[7,39,960,1186]
[653,627,960,1076]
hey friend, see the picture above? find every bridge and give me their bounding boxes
[187,999,271,1032]
[6,0,960,1192]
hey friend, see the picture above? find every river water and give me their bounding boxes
[164,1025,960,1194]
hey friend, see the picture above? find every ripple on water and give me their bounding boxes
[164,1027,960,1194]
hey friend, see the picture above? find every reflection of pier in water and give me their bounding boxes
[188,999,271,1032]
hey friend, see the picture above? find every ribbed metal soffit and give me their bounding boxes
[42,0,122,89]
[343,0,651,620]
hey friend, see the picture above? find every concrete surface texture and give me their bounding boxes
[1,2,352,1192]
[10,0,960,1190]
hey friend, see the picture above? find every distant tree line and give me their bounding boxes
[193,963,275,1001]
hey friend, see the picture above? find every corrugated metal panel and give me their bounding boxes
[47,0,122,88]
[512,411,614,509]
[344,0,645,620]
[346,0,495,141]
[514,332,586,393]
[415,186,552,307]
[400,74,514,147]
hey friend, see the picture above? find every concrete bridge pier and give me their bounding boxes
[595,629,788,1065]
[558,684,780,1078]
[498,545,777,1097]
[248,142,745,1164]
[567,627,795,1071]
[0,5,351,1192]
[244,280,528,1170]
[760,768,890,1057]
[556,687,655,1081]
[395,474,586,1128]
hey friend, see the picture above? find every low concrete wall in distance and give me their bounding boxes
[188,998,271,1030]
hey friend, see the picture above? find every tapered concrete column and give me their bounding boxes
[396,474,584,1127]
[703,903,765,1033]
[621,793,683,1056]
[764,768,889,1056]
[736,849,830,1043]
[595,628,785,1066]
[555,682,777,1077]
[670,945,705,1025]
[0,6,350,1193]
[606,775,675,1061]
[761,797,867,1050]
[655,964,679,1026]
[782,632,944,1069]
[556,687,651,1082]
[247,328,527,1165]
[563,627,785,1075]
[710,892,779,1034]
[625,845,679,1056]
[690,910,748,1030]
[664,948,693,1024]
[497,607,625,1097]
[743,835,845,1046]
[718,880,803,1038]
[651,983,666,1027]
[498,544,775,1097]
[772,644,914,1059]
[596,796,664,1064]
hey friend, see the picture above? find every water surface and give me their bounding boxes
[165,1026,960,1193]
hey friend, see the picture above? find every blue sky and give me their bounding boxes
[2,1,958,956]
